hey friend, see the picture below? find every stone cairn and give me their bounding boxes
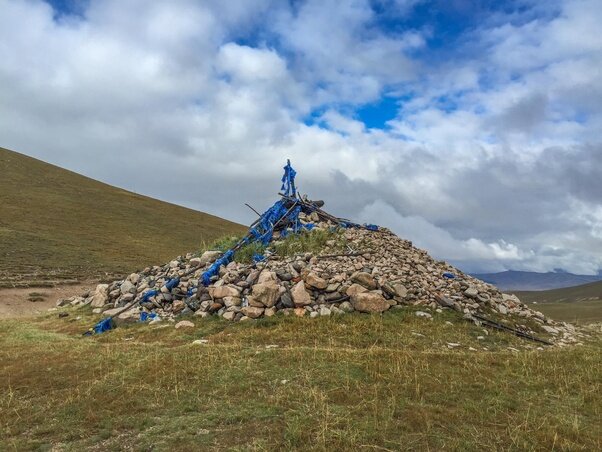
[66,162,581,345]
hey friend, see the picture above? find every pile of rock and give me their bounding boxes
[74,213,582,346]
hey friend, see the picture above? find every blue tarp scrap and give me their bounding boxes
[201,249,234,286]
[442,272,456,279]
[93,317,114,334]
[141,289,159,303]
[164,278,180,291]
[139,312,158,322]
[252,253,266,263]
[340,221,379,231]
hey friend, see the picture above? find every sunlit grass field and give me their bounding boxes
[1,307,600,451]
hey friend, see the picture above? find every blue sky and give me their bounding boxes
[1,0,601,274]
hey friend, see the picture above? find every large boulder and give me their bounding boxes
[90,284,109,308]
[351,292,390,313]
[351,272,377,290]
[210,285,240,299]
[305,272,328,289]
[291,281,311,306]
[346,283,368,296]
[257,271,278,284]
[120,280,136,295]
[241,306,264,319]
[393,283,408,298]
[251,282,280,307]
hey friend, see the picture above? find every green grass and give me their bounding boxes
[0,308,600,451]
[273,228,346,258]
[212,228,347,264]
[515,280,602,304]
[513,281,602,324]
[526,300,602,324]
[0,147,245,286]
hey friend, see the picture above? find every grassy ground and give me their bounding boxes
[514,281,602,324]
[526,301,602,324]
[0,147,245,287]
[1,308,600,451]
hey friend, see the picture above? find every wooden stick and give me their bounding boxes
[245,203,262,217]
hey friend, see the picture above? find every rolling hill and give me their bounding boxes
[472,270,602,291]
[0,147,245,286]
[513,281,602,324]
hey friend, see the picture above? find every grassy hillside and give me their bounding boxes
[473,270,602,291]
[0,308,600,450]
[514,281,602,324]
[515,280,602,304]
[0,147,245,286]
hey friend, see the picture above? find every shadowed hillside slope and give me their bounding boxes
[0,147,245,286]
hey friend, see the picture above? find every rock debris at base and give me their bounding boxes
[61,211,585,346]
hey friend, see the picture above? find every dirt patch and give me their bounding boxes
[0,281,97,318]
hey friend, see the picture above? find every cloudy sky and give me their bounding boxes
[1,0,601,274]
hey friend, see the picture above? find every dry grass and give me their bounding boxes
[1,308,600,451]
[0,147,245,287]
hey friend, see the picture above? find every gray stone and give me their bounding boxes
[280,292,295,309]
[199,250,221,265]
[90,284,109,308]
[251,282,280,307]
[346,283,368,297]
[291,281,311,306]
[351,292,389,313]
[222,311,236,321]
[415,311,432,319]
[464,287,479,298]
[241,306,264,319]
[325,282,340,292]
[210,285,241,299]
[223,296,241,308]
[351,272,378,290]
[434,294,455,308]
[319,307,331,316]
[306,272,328,289]
[257,271,278,284]
[393,283,408,298]
[175,320,195,329]
[339,301,354,312]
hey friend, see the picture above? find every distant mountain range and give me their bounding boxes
[471,270,602,291]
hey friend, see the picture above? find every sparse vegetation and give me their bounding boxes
[0,308,600,450]
[273,228,346,258]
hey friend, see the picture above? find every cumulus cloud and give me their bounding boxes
[0,0,601,274]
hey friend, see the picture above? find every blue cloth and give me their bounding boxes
[281,159,297,196]
[201,249,234,286]
[141,290,158,302]
[164,278,180,291]
[140,312,158,322]
[93,317,113,334]
[252,253,266,263]
[443,272,455,279]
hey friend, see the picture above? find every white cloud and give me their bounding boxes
[0,0,601,274]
